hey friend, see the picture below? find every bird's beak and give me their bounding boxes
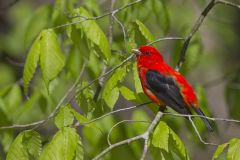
[131,49,141,56]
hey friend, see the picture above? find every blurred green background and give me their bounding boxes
[0,0,240,159]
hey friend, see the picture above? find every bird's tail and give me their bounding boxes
[193,108,214,132]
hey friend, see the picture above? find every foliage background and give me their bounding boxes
[0,0,240,159]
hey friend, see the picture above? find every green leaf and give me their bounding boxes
[212,143,229,160]
[23,35,41,94]
[75,81,96,116]
[119,86,136,100]
[103,66,127,110]
[152,122,170,152]
[227,138,240,160]
[39,127,79,160]
[135,20,154,42]
[39,29,65,89]
[55,105,74,129]
[70,108,100,133]
[74,140,84,160]
[71,109,89,123]
[72,7,111,60]
[23,29,65,94]
[169,127,189,160]
[133,62,143,93]
[7,130,41,160]
[151,122,189,160]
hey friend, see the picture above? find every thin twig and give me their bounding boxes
[107,120,150,145]
[93,134,143,160]
[108,0,116,48]
[112,14,127,51]
[217,0,240,9]
[75,102,151,127]
[147,37,184,45]
[163,112,240,123]
[188,117,218,146]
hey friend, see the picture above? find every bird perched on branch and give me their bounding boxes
[132,46,213,131]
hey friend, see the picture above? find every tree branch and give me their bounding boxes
[176,0,216,71]
[74,102,151,127]
[92,111,163,160]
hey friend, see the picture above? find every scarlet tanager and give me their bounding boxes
[132,46,213,131]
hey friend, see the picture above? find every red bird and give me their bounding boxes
[132,46,213,131]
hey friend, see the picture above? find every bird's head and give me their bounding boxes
[131,46,164,63]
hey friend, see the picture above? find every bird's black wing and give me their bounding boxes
[146,69,191,115]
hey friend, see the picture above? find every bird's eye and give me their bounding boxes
[143,51,150,55]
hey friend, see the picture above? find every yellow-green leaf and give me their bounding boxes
[39,127,79,160]
[55,105,74,129]
[119,86,136,101]
[6,130,41,160]
[212,142,229,160]
[73,7,111,60]
[39,29,65,89]
[152,122,170,152]
[135,20,154,42]
[103,66,127,110]
[227,138,240,160]
[23,35,41,94]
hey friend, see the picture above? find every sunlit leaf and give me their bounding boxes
[133,62,143,93]
[72,7,111,61]
[212,142,229,160]
[70,108,100,132]
[39,29,65,90]
[6,130,41,160]
[152,122,170,152]
[23,35,41,94]
[169,126,189,160]
[23,29,65,94]
[119,86,136,100]
[227,138,240,160]
[75,81,96,116]
[39,127,79,160]
[74,140,84,160]
[135,20,154,42]
[151,121,189,160]
[103,66,127,110]
[55,105,74,129]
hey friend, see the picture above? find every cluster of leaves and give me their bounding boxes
[0,0,240,160]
